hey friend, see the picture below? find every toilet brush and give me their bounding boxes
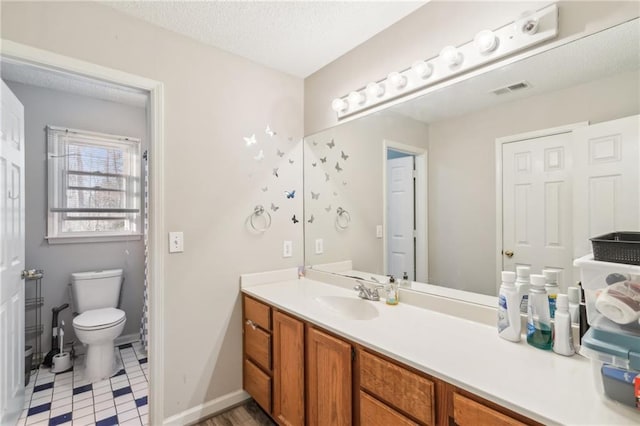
[51,320,72,373]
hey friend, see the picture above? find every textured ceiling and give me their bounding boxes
[103,1,427,78]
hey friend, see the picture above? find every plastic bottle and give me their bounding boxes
[567,286,580,325]
[516,266,531,314]
[552,294,575,356]
[402,272,410,287]
[498,271,521,342]
[543,269,559,319]
[527,274,553,350]
[386,276,398,305]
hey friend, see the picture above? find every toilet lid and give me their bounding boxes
[74,308,125,330]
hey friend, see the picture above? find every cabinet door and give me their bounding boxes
[360,391,417,426]
[273,311,305,426]
[307,327,352,426]
[453,393,526,426]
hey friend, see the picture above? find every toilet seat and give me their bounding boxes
[73,308,125,331]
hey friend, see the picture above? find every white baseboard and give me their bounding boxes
[163,390,251,426]
[115,333,141,347]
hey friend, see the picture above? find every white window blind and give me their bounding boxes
[47,126,141,242]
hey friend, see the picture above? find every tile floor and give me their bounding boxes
[17,342,149,426]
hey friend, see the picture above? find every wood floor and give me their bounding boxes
[195,400,275,426]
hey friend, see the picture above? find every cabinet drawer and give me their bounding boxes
[245,296,271,331]
[360,391,418,426]
[360,350,435,425]
[453,393,526,426]
[244,321,271,371]
[244,359,271,414]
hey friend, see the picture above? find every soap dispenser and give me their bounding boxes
[386,276,398,305]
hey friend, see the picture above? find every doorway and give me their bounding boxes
[383,140,427,282]
[0,41,164,425]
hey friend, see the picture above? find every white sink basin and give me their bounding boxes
[314,295,379,320]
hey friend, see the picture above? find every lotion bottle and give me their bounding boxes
[553,294,575,356]
[516,266,531,314]
[498,271,521,342]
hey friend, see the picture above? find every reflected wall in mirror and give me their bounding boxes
[304,20,640,297]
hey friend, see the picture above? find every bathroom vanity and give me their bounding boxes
[240,270,638,425]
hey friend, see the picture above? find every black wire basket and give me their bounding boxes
[590,232,640,265]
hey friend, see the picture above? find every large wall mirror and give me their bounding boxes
[303,19,640,299]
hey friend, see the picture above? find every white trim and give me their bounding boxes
[114,333,141,347]
[46,234,142,244]
[382,140,428,282]
[162,390,250,426]
[1,40,166,425]
[494,121,588,295]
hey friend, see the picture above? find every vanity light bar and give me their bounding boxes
[332,3,559,119]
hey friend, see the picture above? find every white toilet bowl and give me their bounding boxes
[73,307,126,382]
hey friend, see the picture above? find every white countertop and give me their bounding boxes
[241,275,639,425]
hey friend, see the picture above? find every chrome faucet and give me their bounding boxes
[354,280,383,301]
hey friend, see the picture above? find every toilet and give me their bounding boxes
[71,269,126,383]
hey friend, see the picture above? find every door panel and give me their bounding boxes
[1,80,26,425]
[387,156,415,280]
[272,311,304,426]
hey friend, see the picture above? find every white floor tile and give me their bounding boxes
[72,414,95,426]
[93,392,114,405]
[94,398,115,413]
[72,391,93,404]
[25,411,49,425]
[52,390,73,402]
[32,388,53,399]
[50,403,72,418]
[72,396,93,410]
[128,375,146,386]
[93,379,111,390]
[137,404,148,415]
[126,369,143,379]
[110,376,128,385]
[118,408,139,422]
[111,380,129,391]
[120,417,142,426]
[29,394,52,408]
[114,393,134,407]
[116,400,137,414]
[93,384,112,396]
[94,406,116,421]
[140,413,148,425]
[132,388,148,400]
[72,404,94,419]
[130,382,147,393]
[51,396,72,410]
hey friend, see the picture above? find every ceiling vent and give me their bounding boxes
[491,81,532,95]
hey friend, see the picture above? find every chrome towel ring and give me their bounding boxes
[336,207,351,230]
[249,205,271,232]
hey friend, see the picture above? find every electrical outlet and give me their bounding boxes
[169,231,184,253]
[315,238,324,254]
[376,225,383,238]
[283,240,293,258]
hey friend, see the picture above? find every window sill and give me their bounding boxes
[46,233,143,245]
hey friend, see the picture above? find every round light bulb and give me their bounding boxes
[348,91,366,106]
[331,98,348,113]
[474,30,498,54]
[366,82,385,98]
[412,60,433,79]
[440,45,463,68]
[387,71,407,90]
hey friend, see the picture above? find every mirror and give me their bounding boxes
[303,20,640,299]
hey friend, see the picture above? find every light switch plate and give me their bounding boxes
[315,238,324,254]
[376,225,383,239]
[283,240,293,258]
[169,232,184,253]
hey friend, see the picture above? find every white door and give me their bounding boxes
[572,115,640,258]
[386,155,415,280]
[0,80,26,425]
[502,132,573,289]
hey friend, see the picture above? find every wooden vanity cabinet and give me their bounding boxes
[306,326,353,426]
[242,296,273,414]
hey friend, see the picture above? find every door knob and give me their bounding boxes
[504,250,514,258]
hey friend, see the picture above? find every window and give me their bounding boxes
[47,126,141,243]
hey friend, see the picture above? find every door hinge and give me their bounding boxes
[412,169,417,179]
[413,229,418,238]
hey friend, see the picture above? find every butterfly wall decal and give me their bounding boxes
[327,139,335,149]
[335,162,343,172]
[320,156,327,163]
[244,134,257,147]
[311,162,317,167]
[325,205,332,212]
[261,186,268,192]
[325,173,330,182]
[285,190,296,199]
[311,191,320,200]
[273,168,279,178]
[276,149,285,157]
[312,141,318,146]
[265,125,276,137]
[254,150,264,161]
[333,191,338,196]
[288,159,294,164]
[341,150,349,161]
[271,203,279,212]
[292,215,299,224]
[307,214,315,224]
[343,181,347,186]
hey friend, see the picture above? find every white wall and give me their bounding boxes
[1,1,303,420]
[304,113,428,274]
[304,1,640,134]
[427,70,640,295]
[5,81,147,353]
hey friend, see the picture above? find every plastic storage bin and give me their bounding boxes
[580,327,640,410]
[573,254,640,336]
[591,232,640,266]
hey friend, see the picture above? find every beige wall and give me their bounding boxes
[428,70,640,295]
[1,1,303,420]
[305,1,640,134]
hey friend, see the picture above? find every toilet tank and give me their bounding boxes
[71,269,123,313]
